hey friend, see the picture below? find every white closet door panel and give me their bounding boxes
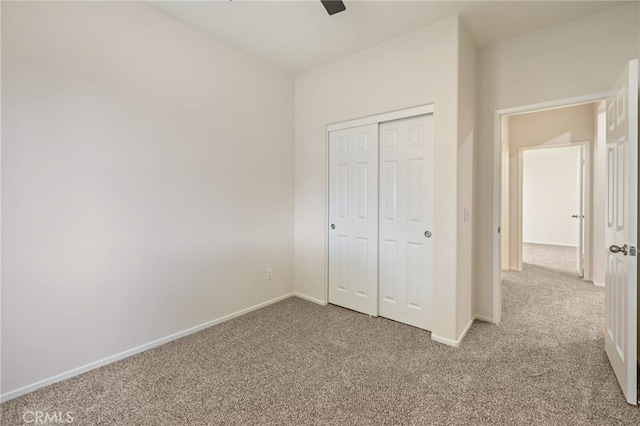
[378,115,433,330]
[328,124,379,316]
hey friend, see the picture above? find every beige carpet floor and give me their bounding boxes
[522,242,579,276]
[2,249,640,424]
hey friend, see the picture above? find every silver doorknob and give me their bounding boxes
[572,214,579,218]
[609,244,628,255]
[330,224,335,230]
[424,231,432,238]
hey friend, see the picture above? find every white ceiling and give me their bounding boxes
[149,0,630,74]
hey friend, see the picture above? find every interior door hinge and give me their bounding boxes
[498,227,501,234]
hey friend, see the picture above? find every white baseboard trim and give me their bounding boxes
[0,292,294,403]
[473,314,495,323]
[293,292,327,306]
[458,317,475,343]
[431,317,475,348]
[430,333,458,347]
[593,281,605,288]
[522,241,579,248]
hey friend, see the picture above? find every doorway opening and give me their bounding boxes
[499,102,602,283]
[520,144,588,277]
[492,61,638,405]
[492,94,609,323]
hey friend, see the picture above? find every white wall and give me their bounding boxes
[456,22,476,336]
[474,3,639,319]
[1,2,294,397]
[294,16,472,343]
[522,146,581,246]
[507,103,595,270]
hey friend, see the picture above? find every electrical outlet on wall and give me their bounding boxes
[266,268,273,280]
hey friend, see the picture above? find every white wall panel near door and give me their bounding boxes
[379,115,434,330]
[328,124,379,316]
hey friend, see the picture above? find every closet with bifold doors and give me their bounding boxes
[328,107,434,330]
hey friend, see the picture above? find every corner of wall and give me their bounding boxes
[455,15,477,340]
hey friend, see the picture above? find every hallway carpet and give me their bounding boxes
[2,263,639,424]
[522,242,579,276]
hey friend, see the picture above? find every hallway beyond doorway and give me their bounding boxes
[522,242,579,277]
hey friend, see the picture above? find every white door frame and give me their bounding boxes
[325,104,434,306]
[492,92,608,323]
[516,141,591,277]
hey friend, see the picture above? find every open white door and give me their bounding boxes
[604,59,638,405]
[328,124,379,316]
[576,145,585,278]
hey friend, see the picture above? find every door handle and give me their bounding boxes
[609,244,628,255]
[571,214,584,218]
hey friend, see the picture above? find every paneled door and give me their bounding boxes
[378,115,434,330]
[604,59,638,405]
[328,124,379,316]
